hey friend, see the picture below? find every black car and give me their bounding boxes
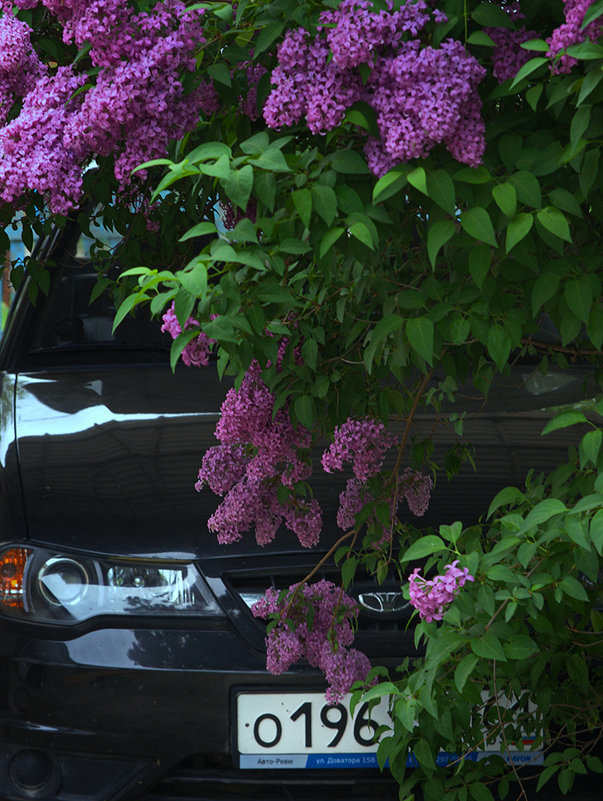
[0,226,597,801]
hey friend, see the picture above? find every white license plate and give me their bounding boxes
[237,692,390,770]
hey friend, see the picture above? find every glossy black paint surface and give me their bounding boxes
[0,230,598,800]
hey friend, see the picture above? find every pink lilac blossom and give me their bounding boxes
[398,467,433,517]
[263,0,484,173]
[336,468,432,535]
[486,26,539,83]
[240,61,267,121]
[366,40,486,174]
[196,360,320,548]
[547,0,603,74]
[408,559,474,622]
[0,14,46,126]
[321,417,396,481]
[160,302,214,367]
[0,1,207,213]
[0,66,87,214]
[252,580,371,703]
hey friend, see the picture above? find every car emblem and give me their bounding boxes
[357,591,409,615]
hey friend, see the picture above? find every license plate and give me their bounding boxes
[237,692,390,770]
[236,692,544,770]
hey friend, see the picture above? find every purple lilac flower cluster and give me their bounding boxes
[483,2,538,84]
[322,418,432,533]
[0,14,45,124]
[252,580,371,703]
[322,417,397,481]
[408,559,474,622]
[263,0,486,174]
[0,0,207,213]
[196,360,321,548]
[160,302,214,367]
[547,0,603,73]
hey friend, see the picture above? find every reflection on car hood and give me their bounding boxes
[13,364,594,561]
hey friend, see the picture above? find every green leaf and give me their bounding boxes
[582,428,602,466]
[301,338,318,371]
[520,39,552,52]
[532,272,561,315]
[371,314,405,346]
[564,275,593,324]
[312,184,338,226]
[591,509,603,555]
[292,188,312,229]
[294,395,314,430]
[582,0,603,28]
[448,313,470,345]
[492,183,517,218]
[571,106,591,146]
[461,207,497,247]
[331,149,370,174]
[170,328,200,370]
[468,244,491,289]
[207,61,231,87]
[578,67,603,104]
[372,165,410,203]
[112,292,146,332]
[547,188,583,218]
[401,534,446,562]
[406,317,434,364]
[186,141,231,163]
[428,220,456,267]
[455,654,479,693]
[541,410,588,434]
[254,148,290,173]
[426,169,456,215]
[223,165,254,210]
[254,21,285,56]
[520,498,567,533]
[469,782,495,801]
[454,166,492,184]
[349,221,375,250]
[487,486,525,518]
[278,239,311,256]
[343,101,379,136]
[506,212,533,253]
[486,325,512,371]
[509,171,542,208]
[510,57,549,88]
[466,31,496,46]
[566,41,603,60]
[407,166,428,195]
[179,221,218,242]
[537,207,572,243]
[414,738,437,772]
[559,576,589,602]
[177,262,208,297]
[199,153,231,180]
[319,227,344,259]
[471,632,506,661]
[472,2,515,28]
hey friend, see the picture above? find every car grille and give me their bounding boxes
[224,569,422,661]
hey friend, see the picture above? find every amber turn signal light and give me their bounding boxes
[0,547,31,609]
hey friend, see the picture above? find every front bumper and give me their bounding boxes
[0,624,399,801]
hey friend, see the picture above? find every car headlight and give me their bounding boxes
[0,544,222,624]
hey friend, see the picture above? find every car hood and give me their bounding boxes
[13,364,593,561]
